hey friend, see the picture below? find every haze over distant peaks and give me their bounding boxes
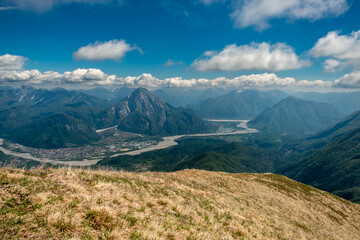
[249,96,344,135]
[189,89,288,119]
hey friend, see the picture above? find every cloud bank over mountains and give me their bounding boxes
[334,71,360,88]
[0,64,337,90]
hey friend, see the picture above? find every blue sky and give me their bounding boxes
[1,0,360,90]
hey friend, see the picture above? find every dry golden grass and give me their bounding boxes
[0,167,359,239]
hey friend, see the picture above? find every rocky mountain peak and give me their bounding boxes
[19,84,36,93]
[96,87,207,135]
[127,87,168,114]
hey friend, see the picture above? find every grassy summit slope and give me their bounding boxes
[0,168,359,239]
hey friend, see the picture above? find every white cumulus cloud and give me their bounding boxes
[333,71,360,88]
[0,54,27,70]
[119,73,334,89]
[61,68,116,84]
[311,30,360,60]
[0,68,117,85]
[0,69,41,82]
[0,68,333,90]
[117,72,325,89]
[163,77,199,88]
[311,30,360,72]
[323,59,343,72]
[192,42,310,72]
[229,0,349,31]
[120,73,161,88]
[226,73,296,87]
[73,39,141,61]
[297,79,333,88]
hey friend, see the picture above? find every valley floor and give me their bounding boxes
[0,120,257,167]
[0,168,359,239]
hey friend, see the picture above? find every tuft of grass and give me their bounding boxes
[130,231,144,240]
[125,215,138,227]
[84,209,114,230]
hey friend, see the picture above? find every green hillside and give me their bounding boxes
[98,138,274,173]
[309,109,360,141]
[283,127,360,203]
[11,114,100,149]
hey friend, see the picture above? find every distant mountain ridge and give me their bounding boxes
[79,86,133,103]
[97,88,208,135]
[189,89,288,119]
[153,87,230,107]
[249,96,344,135]
[0,85,108,132]
[0,85,107,110]
[294,91,360,115]
[11,113,100,149]
[309,109,360,142]
[79,86,230,107]
[0,86,208,148]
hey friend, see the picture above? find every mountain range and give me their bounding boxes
[11,114,100,149]
[294,91,360,115]
[153,87,230,107]
[0,85,108,133]
[188,89,288,119]
[96,88,209,135]
[0,86,210,147]
[0,85,108,111]
[80,86,230,107]
[79,86,134,103]
[1,84,360,206]
[248,96,344,135]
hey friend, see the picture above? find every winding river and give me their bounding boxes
[0,120,257,166]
